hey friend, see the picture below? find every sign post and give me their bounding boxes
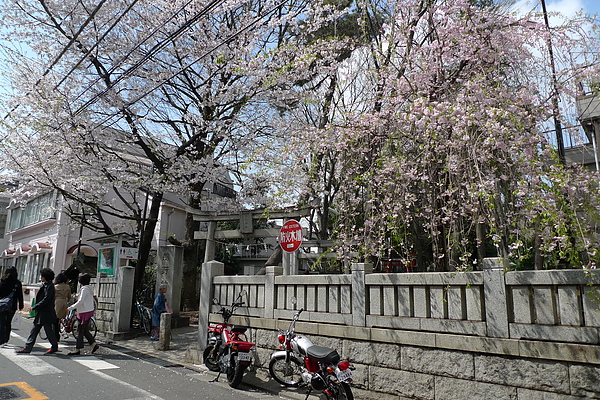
[279,219,303,253]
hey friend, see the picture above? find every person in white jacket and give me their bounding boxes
[67,273,98,355]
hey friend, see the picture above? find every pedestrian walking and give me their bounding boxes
[67,273,98,355]
[151,284,169,341]
[0,267,24,346]
[16,268,59,354]
[53,272,71,341]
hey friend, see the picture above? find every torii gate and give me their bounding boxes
[191,207,312,275]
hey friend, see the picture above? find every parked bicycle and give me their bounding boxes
[40,308,97,340]
[134,296,152,335]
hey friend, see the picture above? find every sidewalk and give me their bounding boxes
[102,323,317,399]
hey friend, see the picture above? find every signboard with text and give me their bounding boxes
[279,219,303,253]
[98,246,116,276]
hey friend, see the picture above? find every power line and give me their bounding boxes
[86,0,293,131]
[71,0,217,110]
[54,0,143,90]
[2,0,111,120]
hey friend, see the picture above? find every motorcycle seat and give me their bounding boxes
[231,325,247,333]
[306,345,340,364]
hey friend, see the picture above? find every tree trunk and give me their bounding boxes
[134,191,163,294]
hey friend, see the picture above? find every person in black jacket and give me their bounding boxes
[0,267,24,346]
[16,268,59,354]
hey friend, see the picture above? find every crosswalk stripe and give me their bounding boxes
[0,348,63,376]
[73,356,119,370]
[90,370,165,400]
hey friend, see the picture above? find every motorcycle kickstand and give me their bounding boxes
[209,371,222,383]
[303,387,312,400]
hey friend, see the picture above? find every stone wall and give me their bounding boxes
[199,259,600,398]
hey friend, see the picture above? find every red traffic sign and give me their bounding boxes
[279,219,303,253]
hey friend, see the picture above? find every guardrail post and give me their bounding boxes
[352,263,372,327]
[198,260,224,352]
[483,257,510,338]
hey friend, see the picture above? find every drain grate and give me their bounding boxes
[0,387,20,400]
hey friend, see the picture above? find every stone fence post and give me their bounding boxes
[482,257,510,338]
[352,263,372,327]
[156,245,183,319]
[114,266,135,334]
[198,260,224,351]
[264,266,283,318]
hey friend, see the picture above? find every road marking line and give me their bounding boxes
[90,370,165,400]
[0,382,48,400]
[73,356,119,370]
[0,348,63,376]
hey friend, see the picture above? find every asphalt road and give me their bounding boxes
[0,320,282,400]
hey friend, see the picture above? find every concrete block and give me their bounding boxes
[429,286,446,319]
[511,286,532,324]
[517,388,588,400]
[413,287,428,318]
[370,327,436,347]
[344,340,401,368]
[369,286,382,315]
[582,286,600,327]
[447,286,464,320]
[532,286,557,325]
[434,376,517,400]
[397,286,412,317]
[511,323,599,345]
[466,285,484,321]
[474,354,570,394]
[402,346,474,379]
[570,364,600,398]
[518,340,600,365]
[383,286,396,316]
[369,366,434,399]
[557,286,582,326]
[435,333,519,357]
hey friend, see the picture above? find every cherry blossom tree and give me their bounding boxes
[262,0,600,271]
[0,0,344,295]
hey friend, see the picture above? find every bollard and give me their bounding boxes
[158,312,172,351]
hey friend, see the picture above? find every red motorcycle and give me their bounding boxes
[269,306,355,399]
[203,292,255,388]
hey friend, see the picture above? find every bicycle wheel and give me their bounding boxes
[71,317,98,340]
[39,328,47,341]
[71,318,80,339]
[142,307,152,335]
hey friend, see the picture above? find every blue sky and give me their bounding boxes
[514,0,600,17]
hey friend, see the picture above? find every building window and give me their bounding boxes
[0,203,7,239]
[213,182,236,199]
[8,192,56,232]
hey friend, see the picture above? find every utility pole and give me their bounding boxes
[541,0,566,165]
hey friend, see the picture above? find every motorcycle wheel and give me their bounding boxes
[226,356,247,388]
[268,355,303,386]
[203,345,221,372]
[326,382,354,400]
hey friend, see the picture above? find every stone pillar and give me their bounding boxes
[157,312,172,351]
[114,266,135,333]
[264,266,283,318]
[351,263,372,327]
[156,245,183,318]
[204,221,217,263]
[198,260,224,351]
[483,257,510,338]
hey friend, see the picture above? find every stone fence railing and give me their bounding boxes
[201,258,600,346]
[197,258,600,399]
